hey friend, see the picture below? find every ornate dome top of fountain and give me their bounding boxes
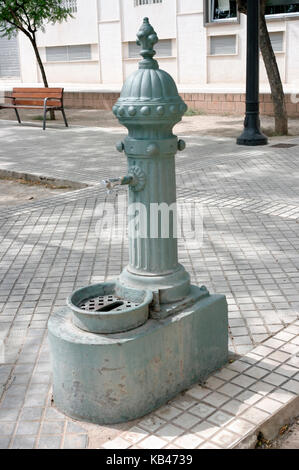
[113,18,187,122]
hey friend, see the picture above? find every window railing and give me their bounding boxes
[63,0,77,13]
[134,0,162,6]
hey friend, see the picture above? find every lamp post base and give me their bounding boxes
[48,288,228,425]
[237,114,268,146]
[237,129,268,146]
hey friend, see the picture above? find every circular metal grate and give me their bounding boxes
[78,294,140,313]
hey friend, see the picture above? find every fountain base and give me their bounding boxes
[48,287,228,425]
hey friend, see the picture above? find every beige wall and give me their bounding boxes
[2,0,298,90]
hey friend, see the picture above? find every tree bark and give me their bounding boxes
[259,13,287,135]
[30,36,55,120]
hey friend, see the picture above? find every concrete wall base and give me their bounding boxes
[48,291,228,425]
[59,92,299,118]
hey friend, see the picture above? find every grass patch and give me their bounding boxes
[31,115,50,121]
[0,175,70,190]
[261,127,288,137]
[184,108,206,116]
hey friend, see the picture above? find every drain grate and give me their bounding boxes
[271,143,298,149]
[79,294,140,313]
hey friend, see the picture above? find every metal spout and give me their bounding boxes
[102,175,134,194]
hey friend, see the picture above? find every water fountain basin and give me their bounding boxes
[67,281,153,334]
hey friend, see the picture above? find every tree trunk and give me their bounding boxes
[30,37,55,120]
[259,12,288,135]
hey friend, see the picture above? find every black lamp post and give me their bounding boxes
[237,0,268,146]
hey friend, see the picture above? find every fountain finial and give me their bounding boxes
[136,17,159,70]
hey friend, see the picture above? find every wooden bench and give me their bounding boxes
[0,87,68,130]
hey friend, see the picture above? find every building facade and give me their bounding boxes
[0,1,298,115]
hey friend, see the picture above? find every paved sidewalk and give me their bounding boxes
[0,120,299,448]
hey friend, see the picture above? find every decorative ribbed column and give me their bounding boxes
[112,18,190,303]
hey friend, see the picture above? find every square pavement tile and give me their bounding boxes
[155,405,182,421]
[251,345,274,357]
[41,421,65,434]
[204,376,225,390]
[267,389,296,404]
[275,331,296,342]
[120,427,149,445]
[262,372,288,387]
[155,424,185,441]
[244,366,269,380]
[188,403,216,419]
[0,437,10,449]
[208,411,234,427]
[138,415,166,433]
[202,392,230,407]
[254,397,283,414]
[240,407,270,424]
[231,375,256,388]
[168,394,198,411]
[217,383,244,398]
[172,412,201,430]
[226,418,256,435]
[0,408,19,422]
[227,361,251,373]
[0,422,14,436]
[138,435,167,449]
[173,433,204,449]
[16,421,40,435]
[198,442,221,449]
[185,385,211,401]
[221,399,249,416]
[37,436,62,449]
[63,434,88,449]
[191,420,220,439]
[281,379,299,394]
[214,368,239,381]
[211,429,240,448]
[102,437,131,450]
[257,358,281,371]
[249,381,276,396]
[11,436,36,449]
[268,351,291,363]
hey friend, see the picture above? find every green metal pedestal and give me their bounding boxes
[48,288,228,424]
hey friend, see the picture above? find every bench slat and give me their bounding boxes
[13,92,62,98]
[14,100,62,107]
[12,87,64,93]
[1,105,61,109]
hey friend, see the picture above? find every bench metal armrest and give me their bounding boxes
[4,96,15,100]
[44,97,62,107]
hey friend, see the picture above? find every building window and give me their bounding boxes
[265,1,299,16]
[134,0,162,6]
[46,44,91,62]
[209,35,237,55]
[269,31,284,52]
[209,0,237,22]
[63,0,77,13]
[128,39,172,58]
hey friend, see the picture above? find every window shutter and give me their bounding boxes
[46,45,91,62]
[129,39,172,58]
[210,35,236,55]
[46,46,68,62]
[0,35,20,78]
[68,44,91,60]
[269,31,284,52]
